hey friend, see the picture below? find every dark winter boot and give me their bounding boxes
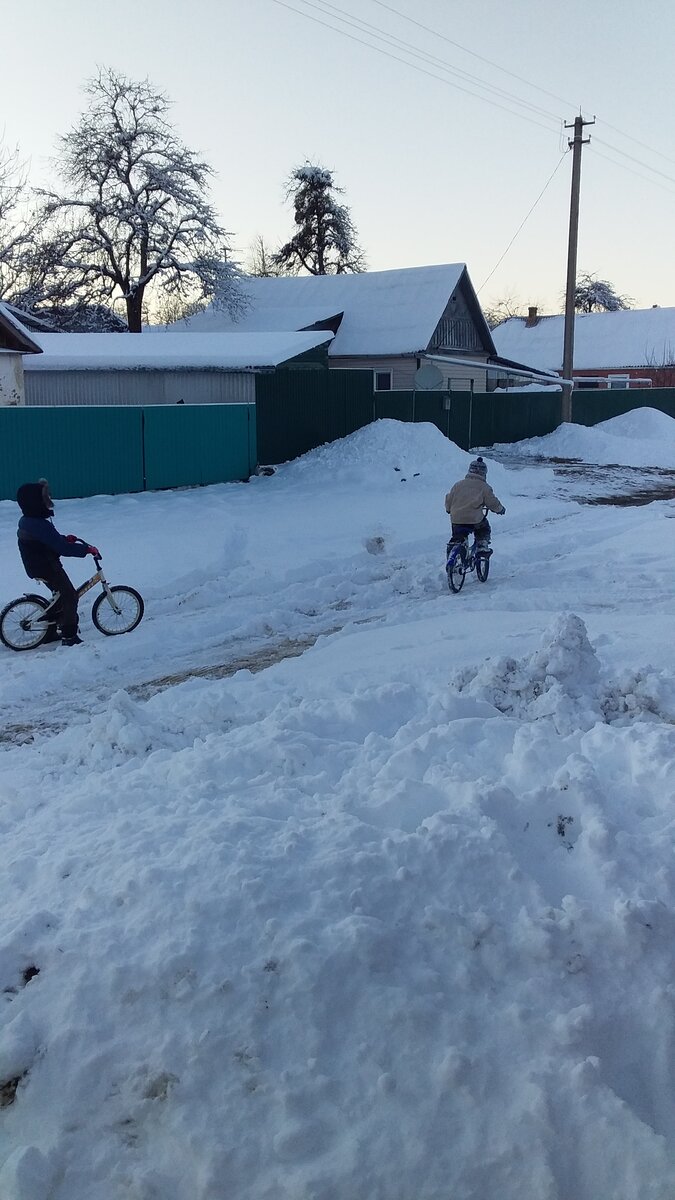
[61,634,83,647]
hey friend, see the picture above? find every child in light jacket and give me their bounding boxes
[445,457,505,554]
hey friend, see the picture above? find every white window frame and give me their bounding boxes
[608,374,630,390]
[374,369,393,392]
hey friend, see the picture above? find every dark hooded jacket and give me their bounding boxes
[16,482,89,580]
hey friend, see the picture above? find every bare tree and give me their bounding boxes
[153,292,207,326]
[29,69,245,331]
[246,234,296,278]
[482,294,527,330]
[0,141,33,301]
[573,272,633,313]
[274,163,365,276]
[643,347,675,388]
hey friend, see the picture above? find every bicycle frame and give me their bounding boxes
[447,535,476,569]
[33,560,122,626]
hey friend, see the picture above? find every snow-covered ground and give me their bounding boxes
[2,414,675,1199]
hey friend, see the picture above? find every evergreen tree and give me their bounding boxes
[274,163,365,276]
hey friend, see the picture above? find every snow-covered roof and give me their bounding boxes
[0,301,43,354]
[23,330,333,372]
[492,308,675,371]
[165,265,475,357]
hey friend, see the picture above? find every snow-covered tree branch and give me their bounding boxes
[0,141,34,302]
[26,69,246,331]
[573,272,633,314]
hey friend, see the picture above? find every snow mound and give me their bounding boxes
[595,406,675,441]
[498,412,675,468]
[277,419,474,486]
[451,613,675,734]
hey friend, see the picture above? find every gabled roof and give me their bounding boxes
[492,308,675,371]
[23,330,333,372]
[168,264,493,357]
[0,302,43,354]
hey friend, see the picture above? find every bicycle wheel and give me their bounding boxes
[0,595,52,651]
[446,546,466,593]
[91,586,144,636]
[475,552,491,583]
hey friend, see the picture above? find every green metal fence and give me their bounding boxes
[255,369,373,464]
[372,389,561,450]
[256,376,675,463]
[0,406,145,500]
[0,404,257,501]
[143,404,257,490]
[5,379,673,504]
[571,388,675,426]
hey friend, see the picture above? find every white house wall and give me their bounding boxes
[0,353,25,405]
[333,356,487,391]
[332,357,418,389]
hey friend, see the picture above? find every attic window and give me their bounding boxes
[374,370,392,391]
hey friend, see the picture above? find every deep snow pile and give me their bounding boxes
[453,612,675,733]
[2,418,675,1199]
[496,405,675,467]
[274,416,484,485]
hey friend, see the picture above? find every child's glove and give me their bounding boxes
[87,545,100,557]
[498,506,506,515]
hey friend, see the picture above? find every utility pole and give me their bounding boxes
[561,114,594,423]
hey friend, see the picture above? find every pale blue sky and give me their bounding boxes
[3,0,675,312]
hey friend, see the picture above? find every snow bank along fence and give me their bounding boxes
[256,374,675,463]
[0,404,257,500]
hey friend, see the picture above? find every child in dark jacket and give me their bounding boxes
[16,480,98,646]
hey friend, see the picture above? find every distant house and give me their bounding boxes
[0,302,42,405]
[21,329,333,407]
[492,305,675,389]
[168,265,555,393]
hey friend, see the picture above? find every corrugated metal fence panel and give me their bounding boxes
[25,370,255,406]
[0,406,144,500]
[468,391,561,447]
[143,404,256,490]
[255,369,372,465]
[329,369,374,438]
[25,371,162,406]
[158,372,255,405]
[571,388,675,426]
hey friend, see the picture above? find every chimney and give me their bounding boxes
[525,306,539,327]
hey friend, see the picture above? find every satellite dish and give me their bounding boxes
[414,364,444,390]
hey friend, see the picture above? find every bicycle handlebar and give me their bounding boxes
[70,536,102,565]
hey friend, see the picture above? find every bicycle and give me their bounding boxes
[445,534,491,593]
[0,546,144,651]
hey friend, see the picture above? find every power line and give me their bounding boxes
[366,0,585,114]
[364,0,675,177]
[591,146,675,198]
[306,0,561,123]
[271,0,675,202]
[593,136,675,188]
[268,0,562,135]
[594,120,675,171]
[477,152,569,293]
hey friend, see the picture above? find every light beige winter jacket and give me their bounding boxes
[444,475,504,525]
